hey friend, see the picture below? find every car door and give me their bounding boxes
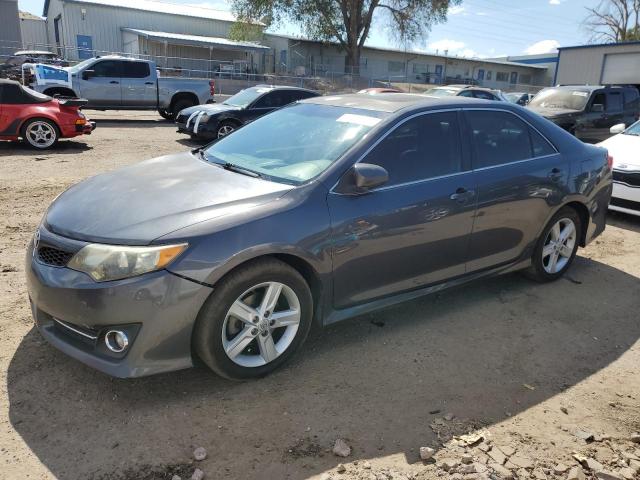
[244,90,289,121]
[577,91,607,143]
[328,110,477,309]
[463,109,566,272]
[76,60,122,107]
[120,61,156,107]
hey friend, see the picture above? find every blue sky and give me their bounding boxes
[18,0,599,58]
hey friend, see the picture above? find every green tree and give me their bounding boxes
[230,0,461,74]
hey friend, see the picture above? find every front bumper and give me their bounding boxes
[610,179,640,216]
[25,227,212,378]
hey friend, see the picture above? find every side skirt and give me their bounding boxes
[323,258,532,326]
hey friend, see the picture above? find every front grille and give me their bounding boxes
[37,246,74,267]
[611,197,640,211]
[613,170,640,188]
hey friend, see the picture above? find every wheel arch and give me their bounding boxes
[563,200,590,247]
[170,91,199,109]
[43,86,77,98]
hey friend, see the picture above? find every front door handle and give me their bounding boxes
[145,81,154,85]
[109,80,119,84]
[450,187,475,203]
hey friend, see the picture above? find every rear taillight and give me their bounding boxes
[607,153,613,169]
[209,80,215,96]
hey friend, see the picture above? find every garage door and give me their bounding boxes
[601,52,640,84]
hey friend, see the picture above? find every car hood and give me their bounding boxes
[599,133,640,170]
[527,106,580,119]
[179,103,239,117]
[45,151,293,244]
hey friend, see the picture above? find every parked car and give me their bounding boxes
[26,94,612,380]
[1,50,68,71]
[527,85,640,143]
[22,56,215,119]
[425,85,509,101]
[176,85,319,140]
[0,79,94,149]
[598,121,640,216]
[506,92,534,106]
[358,87,402,94]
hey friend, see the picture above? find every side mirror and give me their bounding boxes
[335,163,389,194]
[591,103,604,113]
[610,123,626,135]
[82,69,95,80]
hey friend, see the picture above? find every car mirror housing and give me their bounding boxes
[82,70,95,80]
[591,104,604,113]
[335,163,389,194]
[610,123,626,135]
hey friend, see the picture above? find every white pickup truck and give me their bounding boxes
[22,56,215,119]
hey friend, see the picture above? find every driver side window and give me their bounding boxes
[91,61,122,78]
[363,111,463,187]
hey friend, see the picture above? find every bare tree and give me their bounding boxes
[230,0,461,74]
[584,0,640,42]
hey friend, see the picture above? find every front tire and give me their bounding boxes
[193,258,313,380]
[171,98,197,118]
[524,206,581,282]
[216,120,237,138]
[21,118,59,149]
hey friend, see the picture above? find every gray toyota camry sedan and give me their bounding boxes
[26,94,612,380]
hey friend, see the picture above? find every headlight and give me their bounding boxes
[198,113,210,123]
[68,243,188,282]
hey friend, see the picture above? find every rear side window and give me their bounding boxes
[473,90,497,100]
[92,60,122,77]
[607,92,623,112]
[624,89,639,111]
[121,61,150,78]
[289,90,316,102]
[364,111,463,186]
[466,110,555,168]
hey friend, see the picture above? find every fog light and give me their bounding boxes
[104,330,129,353]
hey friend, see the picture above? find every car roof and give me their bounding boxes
[250,84,317,93]
[302,93,501,113]
[551,85,635,92]
[14,50,56,55]
[0,79,22,86]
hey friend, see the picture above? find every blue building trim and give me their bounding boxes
[510,57,558,65]
[558,40,640,51]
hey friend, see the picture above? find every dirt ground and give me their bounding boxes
[0,111,639,480]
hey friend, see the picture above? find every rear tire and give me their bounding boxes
[193,258,313,380]
[171,98,197,118]
[158,109,173,121]
[523,206,582,282]
[21,118,59,149]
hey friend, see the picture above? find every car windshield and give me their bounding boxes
[506,93,522,103]
[426,88,459,97]
[223,87,271,108]
[623,121,640,136]
[202,103,386,184]
[529,88,590,110]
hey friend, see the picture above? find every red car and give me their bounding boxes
[0,79,95,149]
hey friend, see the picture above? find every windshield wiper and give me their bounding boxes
[208,159,262,178]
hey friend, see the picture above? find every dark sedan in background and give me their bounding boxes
[176,85,319,140]
[27,94,611,380]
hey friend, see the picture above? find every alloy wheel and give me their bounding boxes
[542,218,576,274]
[217,125,235,138]
[221,282,301,367]
[26,121,56,148]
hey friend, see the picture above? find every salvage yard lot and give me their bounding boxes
[0,112,639,480]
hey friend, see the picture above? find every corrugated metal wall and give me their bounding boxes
[20,18,48,48]
[54,0,235,60]
[0,0,22,48]
[556,44,640,85]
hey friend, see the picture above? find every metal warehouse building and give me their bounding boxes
[555,41,640,86]
[4,0,549,90]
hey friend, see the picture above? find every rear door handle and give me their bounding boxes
[450,187,475,203]
[109,80,119,84]
[145,82,154,85]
